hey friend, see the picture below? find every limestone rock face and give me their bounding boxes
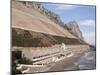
[66,21,84,40]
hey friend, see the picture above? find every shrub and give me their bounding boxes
[18,57,33,65]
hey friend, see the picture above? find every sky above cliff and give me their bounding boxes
[42,3,96,45]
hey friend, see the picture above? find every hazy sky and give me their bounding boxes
[42,3,96,45]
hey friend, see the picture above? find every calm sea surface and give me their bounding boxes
[64,51,96,71]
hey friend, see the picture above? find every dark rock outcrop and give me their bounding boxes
[65,21,84,40]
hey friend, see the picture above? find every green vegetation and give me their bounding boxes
[12,50,33,74]
[12,61,22,74]
[18,57,33,64]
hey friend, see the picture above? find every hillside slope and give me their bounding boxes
[12,1,76,38]
[12,1,87,47]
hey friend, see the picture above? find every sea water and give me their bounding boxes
[64,51,96,71]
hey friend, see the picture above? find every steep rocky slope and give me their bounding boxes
[12,1,86,47]
[12,1,75,38]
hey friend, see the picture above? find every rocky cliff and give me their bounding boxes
[12,0,76,38]
[12,0,86,47]
[17,1,84,40]
[22,2,84,41]
[65,21,84,40]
